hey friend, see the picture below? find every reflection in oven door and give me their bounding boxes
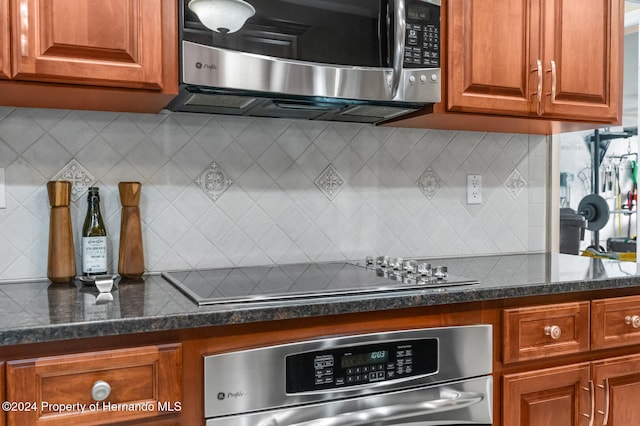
[204,325,493,425]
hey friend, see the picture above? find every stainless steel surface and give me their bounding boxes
[204,325,492,424]
[180,41,440,103]
[206,376,492,425]
[168,0,441,123]
[390,0,407,98]
[162,260,478,306]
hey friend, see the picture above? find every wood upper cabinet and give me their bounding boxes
[0,0,9,79]
[6,344,181,426]
[447,0,622,123]
[503,363,591,426]
[9,0,165,90]
[591,353,640,426]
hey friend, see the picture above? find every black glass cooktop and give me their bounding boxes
[162,261,478,306]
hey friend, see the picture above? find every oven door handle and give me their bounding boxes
[285,390,485,426]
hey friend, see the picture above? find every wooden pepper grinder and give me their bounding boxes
[118,182,145,279]
[47,181,76,283]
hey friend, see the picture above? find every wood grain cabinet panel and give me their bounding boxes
[447,0,622,123]
[591,353,640,426]
[6,344,181,426]
[503,363,591,426]
[592,295,640,350]
[0,0,9,79]
[10,0,165,89]
[503,302,590,363]
[1,361,5,426]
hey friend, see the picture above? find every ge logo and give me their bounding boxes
[196,62,203,69]
[217,392,226,401]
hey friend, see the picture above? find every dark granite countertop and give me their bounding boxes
[2,253,639,346]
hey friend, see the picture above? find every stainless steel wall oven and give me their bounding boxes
[204,325,493,425]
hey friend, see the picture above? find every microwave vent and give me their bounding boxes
[185,93,257,110]
[340,105,417,119]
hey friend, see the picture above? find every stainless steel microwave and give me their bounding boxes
[167,0,441,124]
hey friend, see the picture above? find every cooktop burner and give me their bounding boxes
[162,259,478,306]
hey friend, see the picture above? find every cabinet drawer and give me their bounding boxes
[503,302,590,363]
[592,295,640,349]
[6,344,181,426]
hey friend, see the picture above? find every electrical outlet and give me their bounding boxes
[0,168,5,209]
[467,174,482,205]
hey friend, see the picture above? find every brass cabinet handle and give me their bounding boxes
[597,379,610,425]
[625,315,640,328]
[582,381,595,426]
[535,59,543,115]
[544,325,562,340]
[550,60,557,103]
[20,0,29,56]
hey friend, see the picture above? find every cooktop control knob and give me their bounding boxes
[433,265,448,279]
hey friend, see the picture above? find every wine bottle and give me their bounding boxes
[82,187,108,276]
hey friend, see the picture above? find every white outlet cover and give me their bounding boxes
[466,174,482,205]
[0,168,5,209]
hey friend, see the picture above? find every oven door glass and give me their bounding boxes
[183,0,391,67]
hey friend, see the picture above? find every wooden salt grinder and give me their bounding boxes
[47,181,76,283]
[118,182,145,279]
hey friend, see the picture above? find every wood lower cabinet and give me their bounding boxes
[503,302,590,363]
[503,363,591,426]
[5,344,181,426]
[592,295,640,350]
[591,353,640,426]
[1,361,5,426]
[447,0,621,123]
[0,0,8,79]
[10,0,164,89]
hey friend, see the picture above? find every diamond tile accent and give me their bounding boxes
[417,167,441,200]
[195,162,234,201]
[504,169,527,198]
[315,164,346,201]
[52,159,96,201]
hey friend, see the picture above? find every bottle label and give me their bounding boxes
[82,236,108,274]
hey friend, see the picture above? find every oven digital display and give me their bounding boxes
[341,350,389,368]
[408,4,431,21]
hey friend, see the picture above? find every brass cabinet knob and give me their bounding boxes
[91,380,111,401]
[544,325,562,340]
[625,315,640,328]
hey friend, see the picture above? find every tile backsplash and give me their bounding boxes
[0,107,547,281]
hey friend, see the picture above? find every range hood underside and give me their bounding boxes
[167,86,432,124]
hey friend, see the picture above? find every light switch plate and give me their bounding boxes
[0,168,5,209]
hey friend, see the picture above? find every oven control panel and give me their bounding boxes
[286,338,438,393]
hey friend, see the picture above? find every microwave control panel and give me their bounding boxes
[285,338,438,393]
[404,2,440,68]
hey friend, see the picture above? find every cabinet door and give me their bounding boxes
[540,0,622,121]
[0,0,9,79]
[592,353,640,426]
[447,0,539,116]
[1,361,5,426]
[10,0,164,89]
[503,363,591,426]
